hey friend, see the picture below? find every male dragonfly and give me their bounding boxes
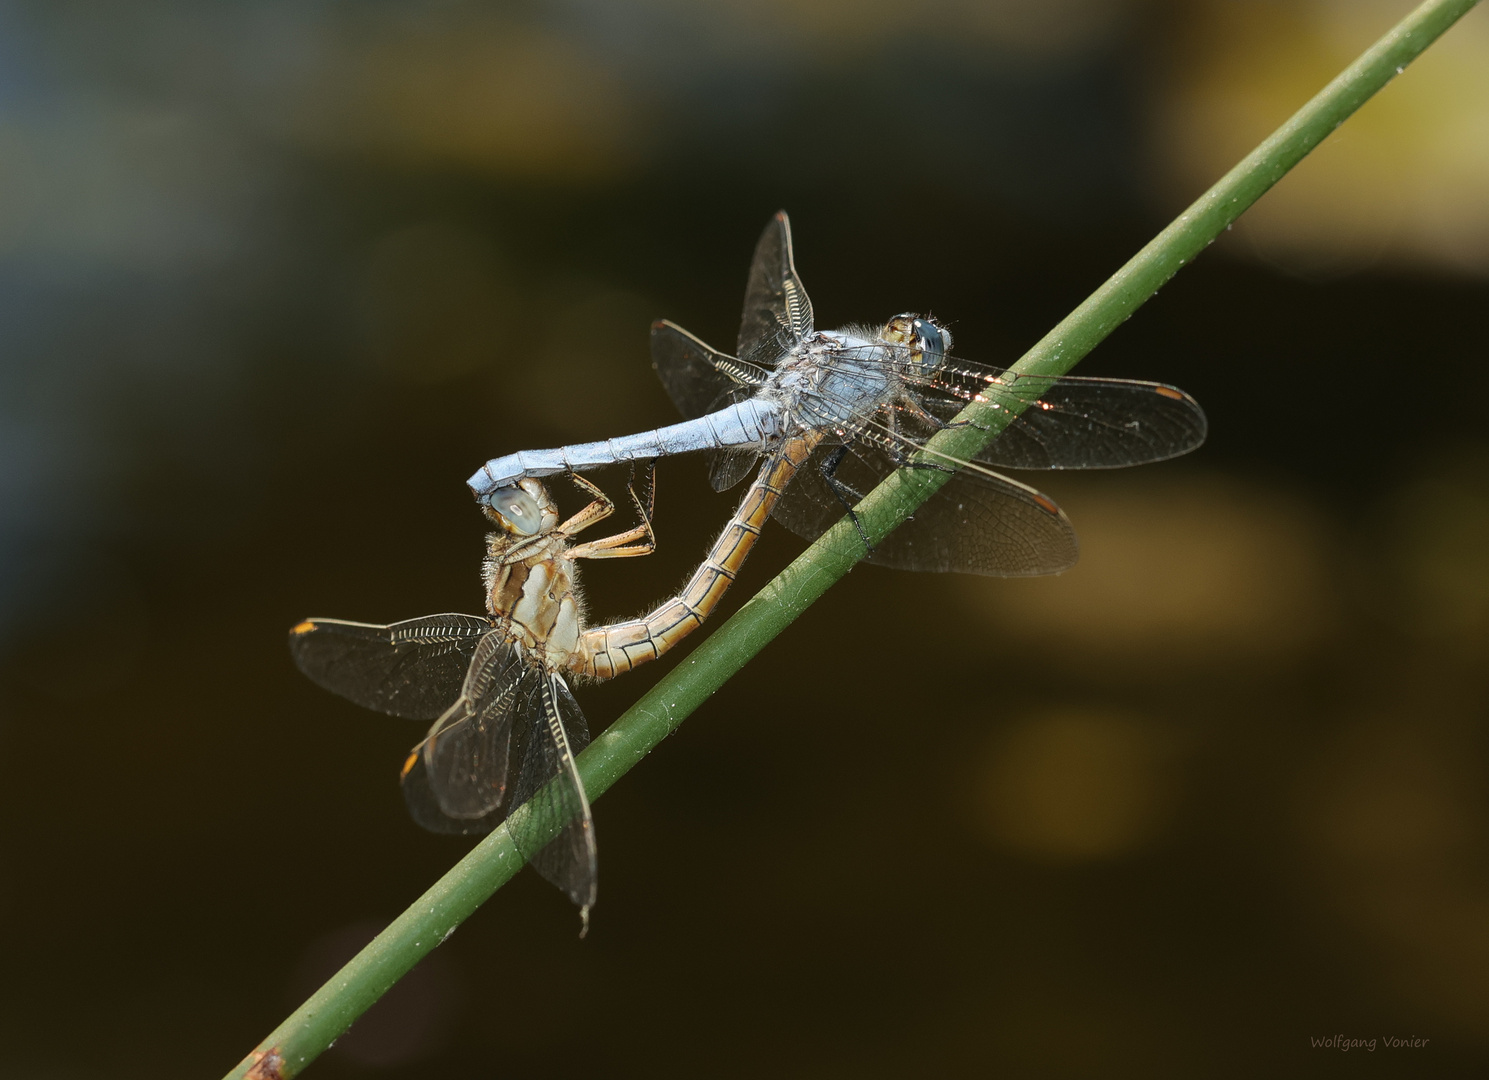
[469,212,1207,577]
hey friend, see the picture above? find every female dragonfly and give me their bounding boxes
[291,437,818,930]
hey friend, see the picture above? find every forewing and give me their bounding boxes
[651,319,751,420]
[912,364,1208,469]
[773,442,1078,576]
[507,674,597,920]
[737,211,814,367]
[288,614,497,720]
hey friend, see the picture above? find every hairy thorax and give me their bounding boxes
[483,532,584,671]
[771,328,896,431]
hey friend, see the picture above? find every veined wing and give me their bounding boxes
[651,319,765,420]
[737,211,814,368]
[289,614,498,720]
[773,357,1200,573]
[402,648,597,920]
[707,446,770,494]
[507,673,597,924]
[651,319,775,493]
[400,634,531,833]
[904,360,1208,470]
[771,440,1078,576]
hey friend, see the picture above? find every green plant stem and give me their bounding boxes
[226,2,1480,1075]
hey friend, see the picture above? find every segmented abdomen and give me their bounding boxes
[573,435,820,679]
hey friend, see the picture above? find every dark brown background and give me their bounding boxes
[2,2,1487,1076]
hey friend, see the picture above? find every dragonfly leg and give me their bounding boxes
[900,400,954,431]
[861,417,961,477]
[628,459,657,529]
[871,409,962,476]
[877,399,967,456]
[557,473,618,536]
[566,461,658,561]
[898,383,1008,435]
[900,396,999,438]
[818,444,875,555]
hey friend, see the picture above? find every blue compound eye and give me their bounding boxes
[490,487,543,535]
[912,318,951,366]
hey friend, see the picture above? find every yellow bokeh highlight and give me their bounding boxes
[963,473,1335,666]
[1155,0,1489,275]
[976,708,1175,861]
[287,18,639,180]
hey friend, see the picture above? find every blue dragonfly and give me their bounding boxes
[469,211,1207,576]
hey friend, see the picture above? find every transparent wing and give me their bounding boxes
[401,751,492,836]
[649,318,768,491]
[903,361,1208,470]
[507,673,597,922]
[401,633,531,831]
[708,447,763,492]
[738,211,814,368]
[651,319,753,420]
[772,441,1079,577]
[288,613,498,720]
[650,318,771,491]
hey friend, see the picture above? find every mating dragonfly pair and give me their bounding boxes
[292,213,1207,928]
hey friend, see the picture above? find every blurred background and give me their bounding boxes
[2,0,1487,1076]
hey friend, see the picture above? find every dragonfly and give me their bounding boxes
[468,212,1207,576]
[290,445,814,929]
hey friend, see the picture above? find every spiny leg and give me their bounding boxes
[897,396,955,431]
[832,418,963,557]
[626,459,657,535]
[567,461,658,561]
[863,409,960,478]
[556,472,618,537]
[817,443,876,555]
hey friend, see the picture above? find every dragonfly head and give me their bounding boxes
[883,313,952,372]
[483,478,556,536]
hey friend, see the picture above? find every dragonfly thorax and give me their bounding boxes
[483,534,584,669]
[767,329,891,429]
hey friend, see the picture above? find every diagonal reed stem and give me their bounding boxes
[227,2,1481,1075]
